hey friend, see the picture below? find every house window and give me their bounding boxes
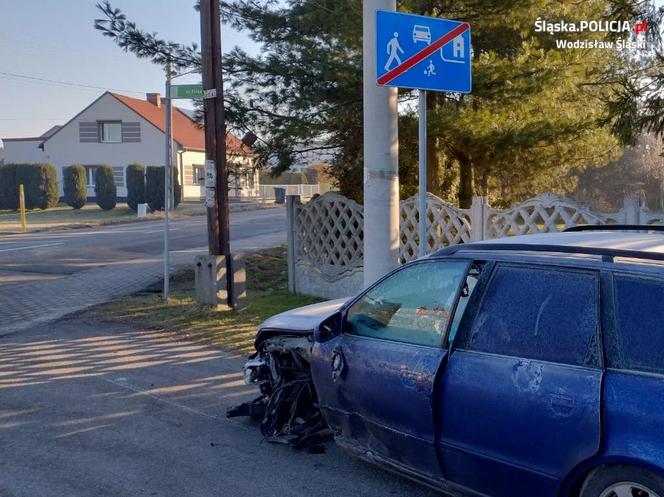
[192,165,205,186]
[99,121,122,143]
[84,166,98,187]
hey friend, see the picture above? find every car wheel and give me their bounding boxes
[581,466,664,497]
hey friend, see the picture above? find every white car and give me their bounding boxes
[413,25,431,44]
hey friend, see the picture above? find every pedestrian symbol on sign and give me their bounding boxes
[384,32,404,71]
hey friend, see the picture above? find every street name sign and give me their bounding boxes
[171,84,204,99]
[376,10,471,93]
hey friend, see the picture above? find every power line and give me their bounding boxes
[0,71,147,95]
[0,118,66,121]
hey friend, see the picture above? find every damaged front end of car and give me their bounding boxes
[226,298,347,446]
[226,334,332,446]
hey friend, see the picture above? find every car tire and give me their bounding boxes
[580,465,664,497]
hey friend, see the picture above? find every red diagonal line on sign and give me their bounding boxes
[377,22,470,86]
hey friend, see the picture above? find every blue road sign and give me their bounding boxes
[376,10,471,93]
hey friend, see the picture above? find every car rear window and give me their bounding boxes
[612,275,664,375]
[462,265,600,367]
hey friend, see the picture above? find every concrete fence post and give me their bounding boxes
[623,196,641,224]
[470,196,486,241]
[287,194,301,294]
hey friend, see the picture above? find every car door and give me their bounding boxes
[602,272,664,470]
[311,259,471,480]
[438,263,603,497]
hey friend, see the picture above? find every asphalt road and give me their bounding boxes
[0,208,287,335]
[0,317,441,497]
[0,208,287,283]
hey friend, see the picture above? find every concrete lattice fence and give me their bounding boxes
[287,191,662,299]
[399,192,473,263]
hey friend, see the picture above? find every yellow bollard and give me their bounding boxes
[19,184,27,232]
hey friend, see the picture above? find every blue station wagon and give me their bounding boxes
[229,227,664,497]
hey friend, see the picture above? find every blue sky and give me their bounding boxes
[0,0,258,140]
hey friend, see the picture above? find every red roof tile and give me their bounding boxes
[110,92,251,155]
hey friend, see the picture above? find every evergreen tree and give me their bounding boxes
[63,165,87,209]
[126,163,145,211]
[222,0,654,205]
[598,0,663,145]
[95,0,660,206]
[95,165,117,210]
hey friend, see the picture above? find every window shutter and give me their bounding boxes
[112,167,125,187]
[121,122,141,142]
[79,122,98,143]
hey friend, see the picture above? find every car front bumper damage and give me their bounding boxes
[226,335,332,447]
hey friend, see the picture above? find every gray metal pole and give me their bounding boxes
[163,58,172,301]
[363,0,399,288]
[418,90,427,258]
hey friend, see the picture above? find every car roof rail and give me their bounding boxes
[564,224,664,233]
[437,242,664,264]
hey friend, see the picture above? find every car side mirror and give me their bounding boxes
[315,311,343,342]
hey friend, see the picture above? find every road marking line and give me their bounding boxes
[0,242,64,253]
[100,375,253,432]
[100,376,220,420]
[142,228,180,234]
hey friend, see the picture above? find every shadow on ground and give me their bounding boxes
[0,317,440,497]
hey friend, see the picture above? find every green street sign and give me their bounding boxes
[170,84,203,99]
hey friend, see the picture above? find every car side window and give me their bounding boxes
[345,261,469,347]
[460,265,600,367]
[611,275,664,375]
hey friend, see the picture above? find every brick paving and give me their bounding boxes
[0,231,284,337]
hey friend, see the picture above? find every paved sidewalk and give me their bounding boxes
[0,231,284,337]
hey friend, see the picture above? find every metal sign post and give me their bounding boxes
[418,90,427,257]
[376,10,471,258]
[163,58,173,301]
[161,79,201,301]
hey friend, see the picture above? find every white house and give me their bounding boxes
[2,91,258,201]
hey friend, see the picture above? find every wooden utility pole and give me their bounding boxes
[199,0,233,305]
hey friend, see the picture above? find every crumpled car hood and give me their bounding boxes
[258,298,348,333]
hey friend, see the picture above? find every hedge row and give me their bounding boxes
[0,162,182,212]
[0,163,59,210]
